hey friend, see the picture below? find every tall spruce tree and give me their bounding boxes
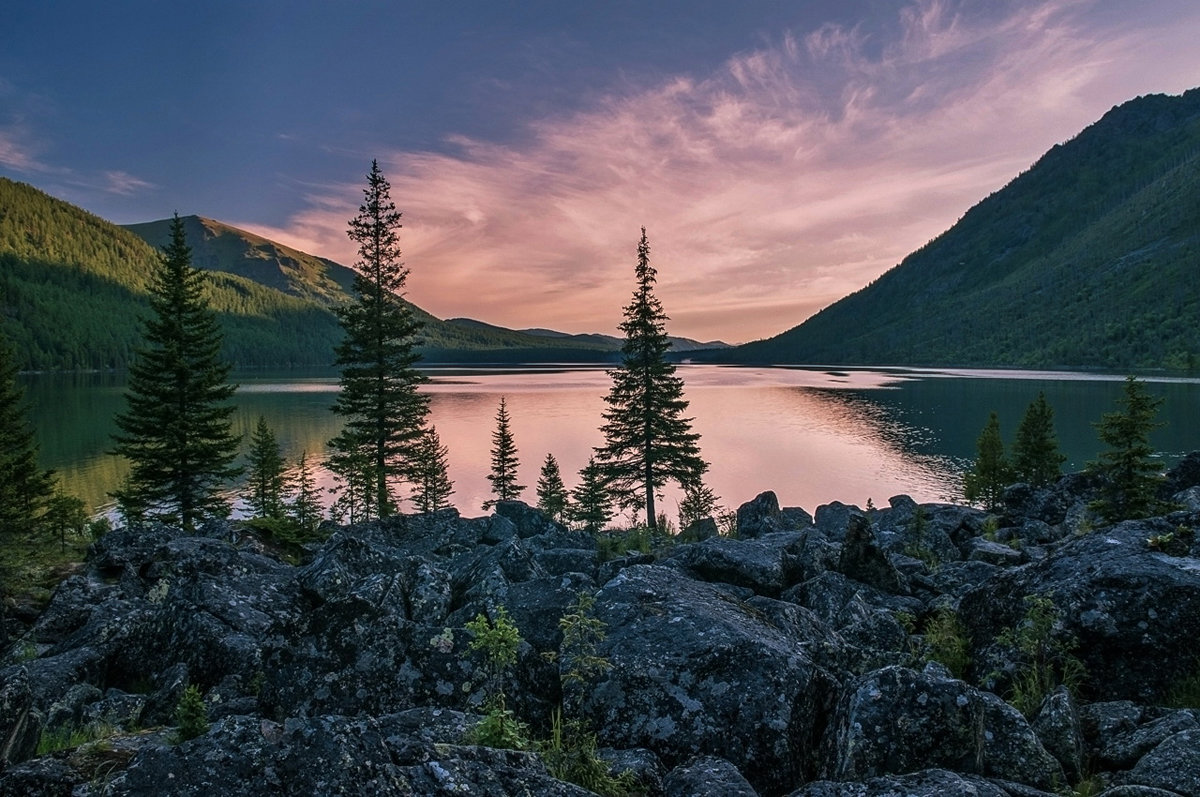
[111,213,241,531]
[0,335,53,536]
[1089,375,1165,521]
[329,160,428,519]
[1012,392,1065,488]
[410,425,454,513]
[243,416,286,519]
[597,228,707,530]
[484,397,524,509]
[536,453,568,522]
[569,455,613,533]
[963,411,1010,511]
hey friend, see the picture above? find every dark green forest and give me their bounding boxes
[721,89,1200,370]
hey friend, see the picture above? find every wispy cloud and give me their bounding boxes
[0,125,48,173]
[244,0,1200,343]
[100,170,156,196]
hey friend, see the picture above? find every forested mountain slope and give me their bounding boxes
[0,181,621,369]
[724,89,1200,370]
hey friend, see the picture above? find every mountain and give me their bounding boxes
[479,323,730,352]
[721,89,1200,370]
[0,180,627,370]
[0,180,345,370]
[122,216,357,307]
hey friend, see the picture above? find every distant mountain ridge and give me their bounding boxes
[719,88,1200,370]
[450,319,729,352]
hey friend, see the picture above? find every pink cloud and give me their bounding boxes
[243,0,1200,344]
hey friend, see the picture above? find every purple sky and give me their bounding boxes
[3,1,1199,342]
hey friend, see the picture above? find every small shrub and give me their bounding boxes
[981,516,1000,542]
[465,694,531,750]
[1166,659,1200,709]
[542,708,636,796]
[903,506,938,568]
[922,606,971,679]
[993,595,1086,717]
[174,684,209,742]
[36,722,115,756]
[464,607,527,750]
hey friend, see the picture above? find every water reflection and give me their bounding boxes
[22,365,1200,521]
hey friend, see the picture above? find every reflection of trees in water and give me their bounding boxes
[787,386,965,503]
[27,368,1200,517]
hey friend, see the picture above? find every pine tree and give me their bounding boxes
[597,228,707,530]
[1012,392,1065,488]
[678,479,720,529]
[536,453,569,521]
[569,456,613,533]
[110,214,241,531]
[963,411,1011,511]
[1089,375,1165,521]
[329,160,428,519]
[0,335,53,536]
[286,451,323,534]
[244,416,286,519]
[328,444,376,524]
[410,425,454,513]
[484,397,524,509]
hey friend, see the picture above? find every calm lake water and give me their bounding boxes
[25,365,1200,523]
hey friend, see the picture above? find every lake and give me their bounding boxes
[25,365,1200,524]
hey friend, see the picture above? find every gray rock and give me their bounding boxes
[1122,728,1200,796]
[100,711,594,796]
[1031,685,1084,782]
[598,746,666,795]
[788,768,1026,796]
[782,506,815,529]
[837,515,909,595]
[0,666,40,765]
[1090,706,1199,770]
[966,538,1026,567]
[679,517,719,542]
[823,665,1063,789]
[960,519,1200,703]
[580,564,839,795]
[494,500,566,539]
[814,501,867,543]
[736,491,785,539]
[663,755,757,796]
[665,532,807,596]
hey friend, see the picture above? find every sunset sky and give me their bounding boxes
[3,1,1199,343]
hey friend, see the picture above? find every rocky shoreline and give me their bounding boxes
[4,457,1200,796]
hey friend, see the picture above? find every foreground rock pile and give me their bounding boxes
[4,456,1200,795]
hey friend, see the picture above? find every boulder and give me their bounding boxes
[663,755,757,796]
[959,519,1200,702]
[822,664,1063,789]
[736,491,786,538]
[965,538,1026,567]
[664,532,807,596]
[1121,728,1200,796]
[494,500,567,539]
[789,768,1040,796]
[1084,704,1199,770]
[814,502,867,543]
[579,564,840,795]
[1031,686,1084,783]
[836,515,909,595]
[0,666,40,765]
[100,710,594,796]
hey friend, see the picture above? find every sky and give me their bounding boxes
[3,1,1199,344]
